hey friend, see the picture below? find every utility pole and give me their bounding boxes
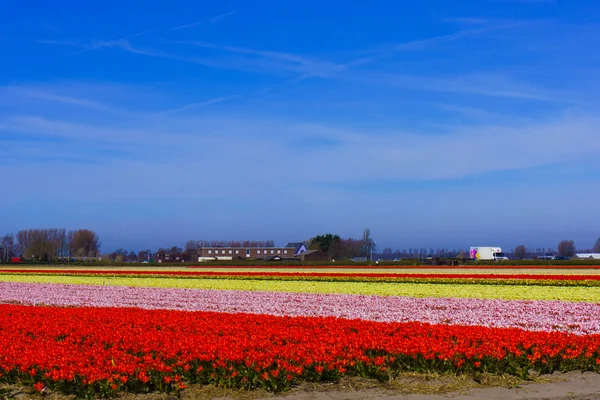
[85,243,92,262]
[363,228,372,262]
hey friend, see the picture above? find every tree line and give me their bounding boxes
[512,239,600,260]
[1,229,101,261]
[376,238,600,261]
[305,230,376,260]
[3,228,599,263]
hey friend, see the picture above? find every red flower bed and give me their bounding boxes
[186,265,600,270]
[1,305,599,397]
[2,269,600,281]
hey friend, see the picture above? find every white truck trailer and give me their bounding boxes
[469,247,509,261]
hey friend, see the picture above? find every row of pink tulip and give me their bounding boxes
[1,281,599,334]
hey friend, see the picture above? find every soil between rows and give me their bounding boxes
[3,371,600,400]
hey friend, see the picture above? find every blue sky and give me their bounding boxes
[2,0,600,252]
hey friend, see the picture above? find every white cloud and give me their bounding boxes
[3,80,599,207]
[443,17,490,25]
[171,10,237,30]
[155,95,242,116]
[10,88,120,112]
[3,107,600,189]
[357,73,558,101]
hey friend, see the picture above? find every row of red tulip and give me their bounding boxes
[1,304,599,397]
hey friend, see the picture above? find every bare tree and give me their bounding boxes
[17,229,56,260]
[168,246,183,261]
[1,234,16,261]
[185,240,197,261]
[110,248,127,261]
[52,229,69,258]
[514,245,527,260]
[70,229,101,258]
[127,251,138,262]
[137,249,151,262]
[557,240,576,257]
[16,230,33,258]
[382,248,393,260]
[593,237,600,253]
[333,238,363,260]
[66,230,74,258]
[155,248,166,262]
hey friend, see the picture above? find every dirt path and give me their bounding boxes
[269,372,600,400]
[3,372,600,399]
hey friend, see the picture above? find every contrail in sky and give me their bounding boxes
[64,11,237,57]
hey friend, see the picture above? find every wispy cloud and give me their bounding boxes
[176,41,313,65]
[210,11,237,23]
[42,10,236,57]
[1,86,141,117]
[360,73,558,101]
[172,40,345,77]
[436,103,505,119]
[4,110,600,185]
[15,89,113,109]
[110,19,527,97]
[443,17,489,25]
[3,80,600,237]
[156,95,241,116]
[114,41,247,71]
[119,40,344,78]
[63,25,169,57]
[36,39,85,47]
[492,0,556,3]
[321,22,526,76]
[158,24,525,82]
[390,24,514,51]
[172,11,237,30]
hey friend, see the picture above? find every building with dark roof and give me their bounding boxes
[197,246,296,261]
[285,242,308,256]
[297,250,331,262]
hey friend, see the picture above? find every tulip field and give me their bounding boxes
[1,265,600,397]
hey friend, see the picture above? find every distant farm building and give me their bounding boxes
[575,253,600,259]
[297,250,331,262]
[197,246,296,261]
[285,242,308,256]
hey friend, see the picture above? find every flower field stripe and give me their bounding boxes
[2,282,600,334]
[2,304,600,397]
[185,265,600,269]
[5,266,600,273]
[6,274,600,288]
[1,274,600,301]
[3,269,600,282]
